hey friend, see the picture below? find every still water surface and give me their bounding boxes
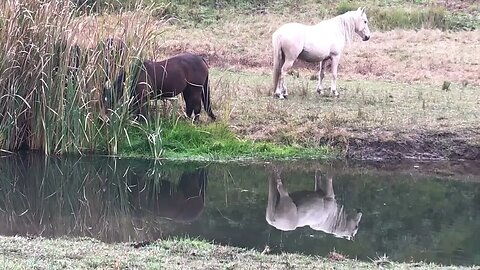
[0,154,479,265]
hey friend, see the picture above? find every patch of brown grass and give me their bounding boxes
[150,17,480,87]
[72,8,480,87]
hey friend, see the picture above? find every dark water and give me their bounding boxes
[0,154,479,266]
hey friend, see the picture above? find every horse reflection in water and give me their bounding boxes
[266,168,362,240]
[133,168,207,223]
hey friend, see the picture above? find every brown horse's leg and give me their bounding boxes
[190,88,203,122]
[182,88,194,118]
[132,67,150,120]
[134,86,149,120]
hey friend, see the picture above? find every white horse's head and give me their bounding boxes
[311,209,362,240]
[354,7,371,41]
[338,211,362,240]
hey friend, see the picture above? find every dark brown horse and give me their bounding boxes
[130,168,208,223]
[106,53,216,121]
[151,168,208,222]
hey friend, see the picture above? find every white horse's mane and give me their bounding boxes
[311,205,351,236]
[327,205,350,234]
[320,11,358,45]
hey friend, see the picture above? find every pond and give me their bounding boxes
[0,154,479,266]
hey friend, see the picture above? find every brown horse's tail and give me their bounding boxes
[202,71,216,121]
[272,34,284,93]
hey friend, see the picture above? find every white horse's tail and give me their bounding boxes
[272,34,283,93]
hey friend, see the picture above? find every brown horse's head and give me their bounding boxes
[155,168,208,223]
[129,168,208,223]
[99,38,128,115]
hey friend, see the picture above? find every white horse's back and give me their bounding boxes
[286,194,335,230]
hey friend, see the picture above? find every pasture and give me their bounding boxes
[0,0,479,160]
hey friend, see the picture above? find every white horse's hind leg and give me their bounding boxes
[316,60,328,95]
[274,58,285,98]
[274,78,283,99]
[279,58,295,99]
[330,55,340,97]
[266,175,280,223]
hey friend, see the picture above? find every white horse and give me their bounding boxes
[266,168,362,240]
[272,7,371,99]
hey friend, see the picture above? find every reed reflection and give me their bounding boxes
[0,154,208,242]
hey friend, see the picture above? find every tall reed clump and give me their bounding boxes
[0,0,159,155]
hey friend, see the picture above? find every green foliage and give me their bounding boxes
[338,1,478,31]
[365,6,447,30]
[336,1,448,30]
[445,12,480,31]
[74,0,479,30]
[73,0,161,13]
[336,0,357,16]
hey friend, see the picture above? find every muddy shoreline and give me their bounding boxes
[345,129,480,161]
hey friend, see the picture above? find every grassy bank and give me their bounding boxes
[0,236,472,269]
[118,120,335,160]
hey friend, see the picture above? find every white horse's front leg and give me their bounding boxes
[316,60,327,96]
[324,174,335,200]
[330,55,340,97]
